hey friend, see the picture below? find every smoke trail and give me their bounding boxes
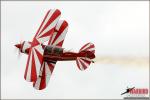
[94,56,149,67]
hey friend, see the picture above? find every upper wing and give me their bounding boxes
[24,9,61,82]
[48,20,68,47]
[33,20,68,90]
[33,9,61,44]
[33,61,56,90]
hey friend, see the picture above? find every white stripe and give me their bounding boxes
[26,50,33,81]
[77,57,84,71]
[37,9,56,37]
[45,62,51,86]
[81,57,92,62]
[37,15,61,39]
[48,20,65,45]
[34,45,44,55]
[34,77,41,90]
[39,63,44,76]
[84,44,94,51]
[80,58,89,68]
[80,43,90,51]
[33,49,41,78]
[34,63,44,90]
[22,42,31,52]
[87,48,95,51]
[48,34,53,45]
[51,20,64,45]
[53,26,68,46]
[45,62,52,75]
[55,20,64,31]
[37,36,50,43]
[49,32,57,45]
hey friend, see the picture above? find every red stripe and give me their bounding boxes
[81,58,91,65]
[76,58,81,70]
[31,52,37,82]
[25,48,30,54]
[84,44,94,51]
[91,50,95,53]
[52,20,68,45]
[40,9,61,35]
[32,38,40,47]
[39,64,46,90]
[48,34,53,45]
[35,10,50,38]
[34,48,43,64]
[24,50,32,80]
[33,81,36,87]
[80,43,90,52]
[79,59,87,70]
[47,63,55,73]
[56,40,64,47]
[38,28,54,38]
[21,41,25,52]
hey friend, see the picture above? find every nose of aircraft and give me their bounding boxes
[15,44,21,49]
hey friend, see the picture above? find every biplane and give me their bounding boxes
[15,9,95,90]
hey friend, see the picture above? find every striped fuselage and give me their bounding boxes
[43,45,95,62]
[24,45,95,62]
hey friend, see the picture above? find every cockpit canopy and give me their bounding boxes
[44,46,63,55]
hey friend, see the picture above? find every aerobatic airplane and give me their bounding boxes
[15,9,95,90]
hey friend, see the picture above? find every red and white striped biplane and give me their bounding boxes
[15,9,95,90]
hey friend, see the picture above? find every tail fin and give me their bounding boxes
[76,43,95,71]
[79,42,95,53]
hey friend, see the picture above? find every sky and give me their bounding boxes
[1,1,149,99]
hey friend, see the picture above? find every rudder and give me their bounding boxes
[76,42,95,71]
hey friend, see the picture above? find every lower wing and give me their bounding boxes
[33,61,56,90]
